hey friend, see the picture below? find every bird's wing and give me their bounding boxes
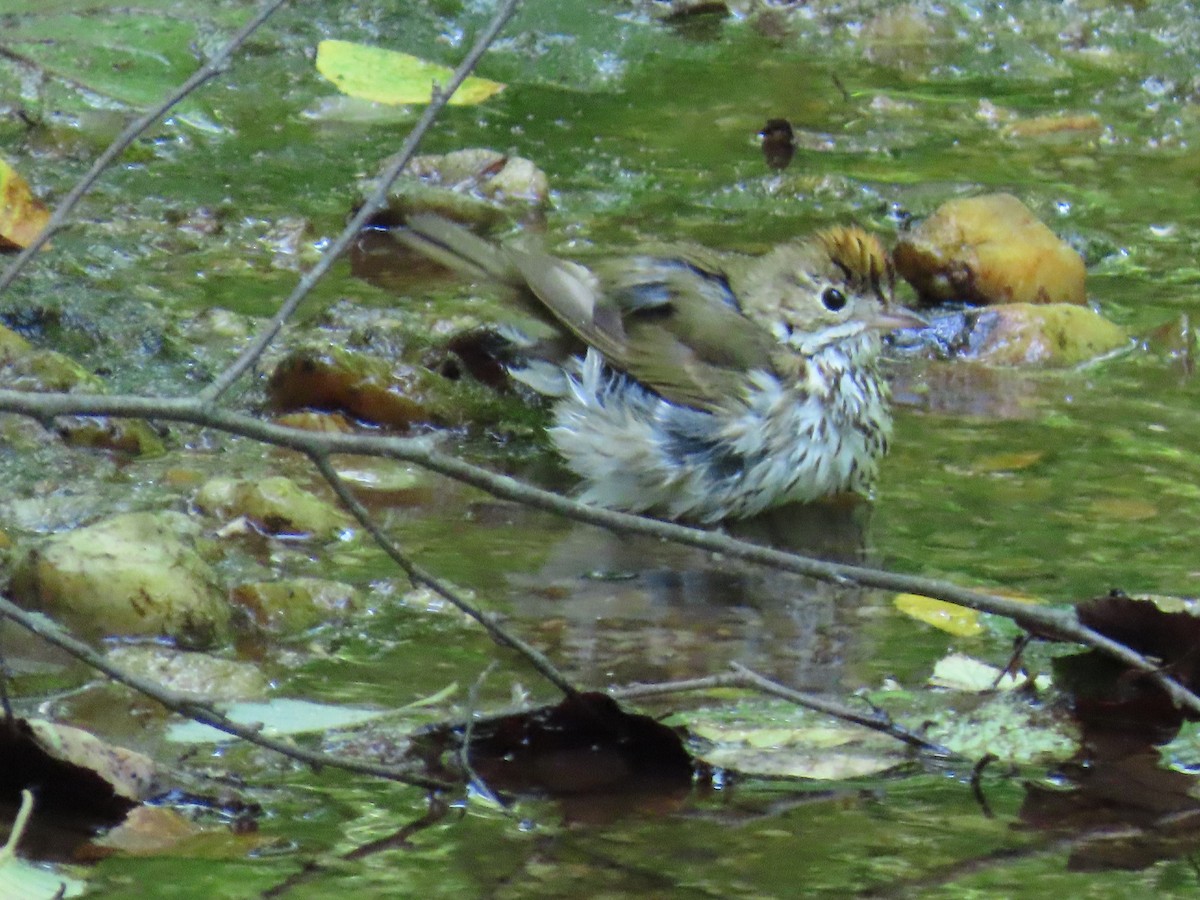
[397,215,790,412]
[514,251,783,412]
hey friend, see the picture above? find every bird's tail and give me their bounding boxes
[393,214,522,286]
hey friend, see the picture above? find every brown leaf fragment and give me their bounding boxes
[0,719,155,828]
[0,158,50,251]
[86,807,200,856]
[1076,591,1200,691]
[758,118,796,170]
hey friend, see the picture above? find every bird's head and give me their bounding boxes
[741,226,921,356]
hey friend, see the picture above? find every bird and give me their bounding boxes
[393,214,922,523]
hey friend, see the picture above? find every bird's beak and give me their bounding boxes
[868,307,927,332]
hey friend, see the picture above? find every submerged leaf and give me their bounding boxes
[894,593,984,636]
[315,40,505,106]
[166,699,388,744]
[466,693,692,796]
[0,791,86,898]
[930,652,1050,692]
[692,721,903,780]
[924,692,1080,763]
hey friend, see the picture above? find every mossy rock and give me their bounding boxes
[11,511,230,648]
[195,475,352,539]
[230,577,362,633]
[964,302,1129,366]
[895,193,1086,307]
[0,323,166,456]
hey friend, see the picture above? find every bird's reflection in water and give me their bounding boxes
[504,499,881,691]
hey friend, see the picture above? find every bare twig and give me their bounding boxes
[0,595,452,791]
[0,385,1195,718]
[624,668,948,753]
[609,672,747,701]
[460,662,510,809]
[0,790,35,859]
[970,753,999,818]
[0,0,289,297]
[309,453,579,697]
[613,670,949,754]
[728,663,950,755]
[201,0,523,401]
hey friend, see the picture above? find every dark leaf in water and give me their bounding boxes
[467,692,693,800]
[1047,591,1200,739]
[663,2,730,41]
[0,718,155,860]
[0,719,145,824]
[1076,592,1200,687]
[759,118,796,171]
[437,328,515,389]
[1019,733,1200,872]
[1053,651,1185,744]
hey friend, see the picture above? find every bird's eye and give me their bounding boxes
[821,287,847,312]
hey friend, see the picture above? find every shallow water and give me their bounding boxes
[5,0,1200,896]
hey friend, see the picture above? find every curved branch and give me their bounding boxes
[0,0,289,297]
[0,386,1195,716]
[308,452,579,697]
[200,0,523,401]
[0,595,453,791]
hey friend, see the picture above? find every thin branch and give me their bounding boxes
[1,387,1196,717]
[609,672,747,701]
[460,662,511,810]
[728,663,950,755]
[0,595,453,791]
[309,452,579,697]
[615,668,950,756]
[200,0,523,401]
[613,671,949,754]
[0,0,289,297]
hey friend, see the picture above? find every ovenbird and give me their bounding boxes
[396,215,920,523]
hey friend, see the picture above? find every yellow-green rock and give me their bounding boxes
[895,193,1087,307]
[966,302,1129,366]
[195,476,352,539]
[11,511,230,648]
[105,645,268,701]
[230,577,362,633]
[0,324,165,456]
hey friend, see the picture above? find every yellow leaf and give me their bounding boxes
[970,450,1044,473]
[931,653,1016,691]
[1087,496,1158,521]
[893,593,984,637]
[0,158,50,250]
[315,40,505,106]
